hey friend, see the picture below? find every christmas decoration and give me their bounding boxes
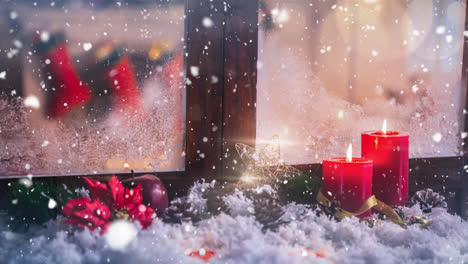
[359,217,379,228]
[188,249,216,261]
[0,176,465,263]
[322,145,373,217]
[278,171,322,205]
[3,180,80,232]
[408,215,430,229]
[163,197,200,224]
[148,41,172,61]
[234,135,322,206]
[317,189,407,228]
[63,197,111,232]
[162,180,290,231]
[203,184,233,217]
[378,206,405,222]
[161,52,184,133]
[63,176,156,234]
[163,180,225,224]
[253,197,286,232]
[32,31,92,119]
[361,125,409,206]
[96,42,141,116]
[235,135,301,183]
[122,175,168,215]
[408,189,448,213]
[316,198,343,221]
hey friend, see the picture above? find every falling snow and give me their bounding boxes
[202,17,214,28]
[190,66,199,77]
[82,43,93,51]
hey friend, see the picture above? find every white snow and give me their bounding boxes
[190,66,199,77]
[23,96,40,109]
[48,199,57,209]
[82,43,93,52]
[104,221,138,251]
[202,17,214,28]
[432,133,443,143]
[0,182,466,264]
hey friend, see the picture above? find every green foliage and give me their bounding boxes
[278,171,322,205]
[1,180,80,232]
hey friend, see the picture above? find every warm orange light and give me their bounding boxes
[105,154,170,170]
[346,144,353,162]
[241,173,255,183]
[382,119,387,134]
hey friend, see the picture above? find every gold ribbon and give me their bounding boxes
[317,189,407,228]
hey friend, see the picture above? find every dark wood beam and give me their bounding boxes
[184,0,225,180]
[222,0,258,177]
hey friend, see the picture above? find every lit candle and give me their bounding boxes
[361,120,409,206]
[322,144,373,217]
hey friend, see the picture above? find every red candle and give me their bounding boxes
[322,145,373,217]
[361,120,409,206]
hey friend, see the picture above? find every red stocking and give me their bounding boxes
[97,43,141,117]
[33,32,92,119]
[104,55,141,114]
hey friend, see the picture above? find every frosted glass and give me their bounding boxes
[0,1,185,176]
[257,0,467,164]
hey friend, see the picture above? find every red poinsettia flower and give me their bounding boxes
[83,177,113,206]
[63,176,156,233]
[128,204,155,229]
[62,197,111,232]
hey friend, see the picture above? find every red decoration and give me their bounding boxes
[105,56,141,111]
[122,175,169,216]
[162,53,184,89]
[362,130,409,206]
[63,176,156,234]
[313,251,325,258]
[322,145,373,217]
[33,32,92,119]
[188,249,216,261]
[62,197,111,231]
[161,53,184,133]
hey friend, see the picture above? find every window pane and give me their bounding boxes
[257,0,466,163]
[0,0,185,176]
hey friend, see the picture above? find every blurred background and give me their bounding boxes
[0,0,185,176]
[256,0,467,164]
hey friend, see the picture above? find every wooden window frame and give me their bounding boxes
[0,0,259,200]
[182,0,468,217]
[1,0,467,217]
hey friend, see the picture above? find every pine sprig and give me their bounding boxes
[3,180,80,232]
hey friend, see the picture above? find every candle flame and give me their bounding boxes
[382,119,387,134]
[346,144,353,162]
